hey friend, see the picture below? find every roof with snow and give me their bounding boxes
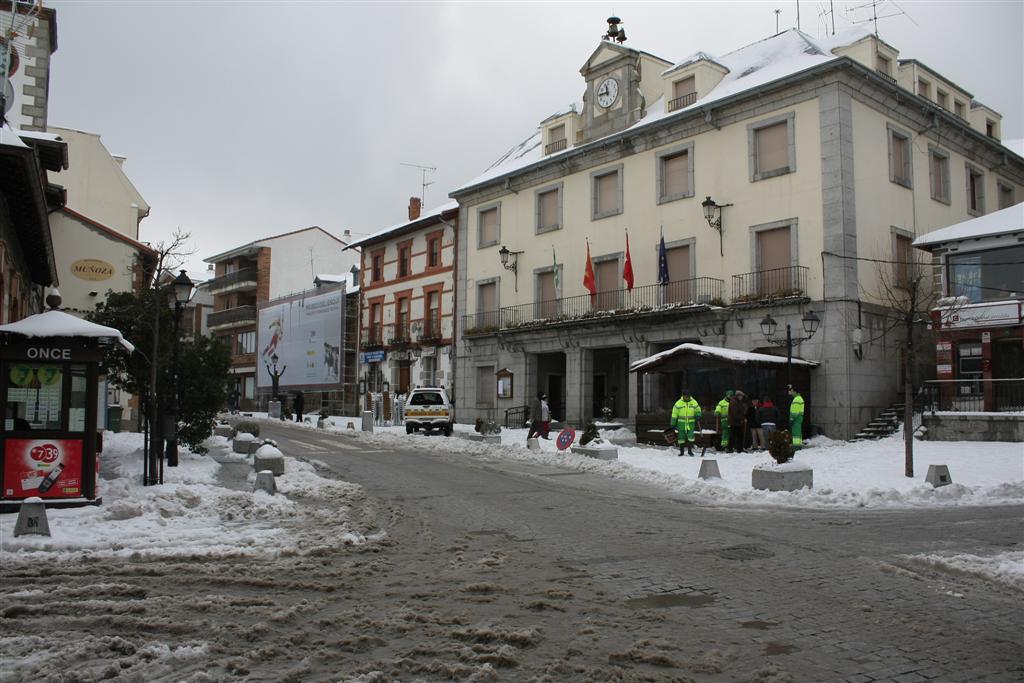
[204,226,349,263]
[913,203,1024,250]
[630,343,817,374]
[0,308,135,352]
[346,200,458,250]
[453,27,910,195]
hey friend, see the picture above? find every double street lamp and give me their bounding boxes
[760,310,821,387]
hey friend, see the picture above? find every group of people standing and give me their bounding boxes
[670,385,804,457]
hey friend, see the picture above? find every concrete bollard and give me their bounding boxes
[214,424,232,438]
[233,433,256,454]
[926,464,952,487]
[253,445,285,476]
[361,411,374,432]
[698,459,722,480]
[526,437,540,451]
[14,497,50,537]
[254,470,276,495]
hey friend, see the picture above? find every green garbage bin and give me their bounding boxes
[107,405,123,432]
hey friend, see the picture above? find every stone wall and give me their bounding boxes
[922,413,1024,442]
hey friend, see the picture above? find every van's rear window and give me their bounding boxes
[409,392,443,406]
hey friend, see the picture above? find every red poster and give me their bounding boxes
[3,439,84,499]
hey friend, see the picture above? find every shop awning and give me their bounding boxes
[0,309,135,352]
[630,343,817,374]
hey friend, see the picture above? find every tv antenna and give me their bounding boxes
[400,162,437,206]
[843,0,915,38]
[774,8,781,34]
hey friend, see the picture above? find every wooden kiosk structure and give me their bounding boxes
[0,292,134,510]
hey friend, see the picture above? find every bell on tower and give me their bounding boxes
[603,16,627,44]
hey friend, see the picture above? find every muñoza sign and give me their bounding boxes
[70,259,115,281]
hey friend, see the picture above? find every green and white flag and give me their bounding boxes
[552,247,560,296]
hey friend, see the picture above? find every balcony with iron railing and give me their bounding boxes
[876,70,897,85]
[544,138,568,155]
[922,379,1024,413]
[731,266,808,305]
[388,321,411,346]
[208,305,257,330]
[463,276,724,336]
[207,267,258,294]
[666,91,698,112]
[420,318,443,342]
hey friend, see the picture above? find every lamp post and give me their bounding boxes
[166,270,194,468]
[266,352,286,413]
[702,196,733,257]
[498,245,523,291]
[759,310,821,387]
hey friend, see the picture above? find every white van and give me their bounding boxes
[404,387,454,436]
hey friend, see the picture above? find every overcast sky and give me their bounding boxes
[46,1,1023,277]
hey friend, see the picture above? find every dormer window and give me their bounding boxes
[876,54,891,77]
[545,124,567,155]
[936,90,948,110]
[954,100,966,118]
[986,119,999,140]
[667,76,696,112]
[917,78,931,100]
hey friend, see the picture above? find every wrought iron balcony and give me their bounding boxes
[207,267,258,293]
[876,70,897,85]
[666,91,698,112]
[388,321,411,346]
[462,276,724,336]
[207,305,257,330]
[731,266,808,305]
[544,138,568,155]
[420,318,443,342]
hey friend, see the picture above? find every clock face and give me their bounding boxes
[596,77,619,108]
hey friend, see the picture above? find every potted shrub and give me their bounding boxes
[751,430,812,492]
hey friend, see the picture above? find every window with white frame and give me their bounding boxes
[591,166,623,220]
[749,114,795,181]
[888,125,913,188]
[656,142,694,204]
[928,146,950,204]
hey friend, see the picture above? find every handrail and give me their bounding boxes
[208,305,257,328]
[731,266,808,304]
[207,268,258,291]
[666,91,698,112]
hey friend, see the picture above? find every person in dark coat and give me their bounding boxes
[758,398,781,439]
[748,398,765,450]
[293,391,305,423]
[527,392,543,440]
[727,390,748,452]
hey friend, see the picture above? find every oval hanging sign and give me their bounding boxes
[70,259,115,281]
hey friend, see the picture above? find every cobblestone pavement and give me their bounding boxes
[262,423,1023,682]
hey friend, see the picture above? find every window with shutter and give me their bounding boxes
[755,122,788,175]
[756,227,791,296]
[478,207,499,246]
[593,170,621,218]
[537,187,561,232]
[595,259,619,310]
[664,246,691,303]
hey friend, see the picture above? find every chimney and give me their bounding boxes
[342,229,351,242]
[408,196,422,221]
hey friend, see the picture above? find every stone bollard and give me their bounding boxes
[254,470,276,495]
[926,464,952,488]
[698,459,722,480]
[233,433,257,454]
[526,437,540,451]
[361,411,374,432]
[214,424,232,438]
[14,497,50,537]
[253,445,285,476]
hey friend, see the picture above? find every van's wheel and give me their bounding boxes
[443,424,453,437]
[406,424,414,435]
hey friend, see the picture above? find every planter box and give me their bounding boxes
[571,444,618,460]
[752,463,812,491]
[214,424,232,438]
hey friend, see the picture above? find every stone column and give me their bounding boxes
[627,342,650,420]
[564,347,593,427]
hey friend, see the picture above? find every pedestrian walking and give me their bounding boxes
[293,391,305,423]
[540,394,552,439]
[748,397,765,450]
[527,392,543,440]
[727,390,747,452]
[714,390,732,450]
[228,386,240,414]
[670,389,701,456]
[788,384,805,448]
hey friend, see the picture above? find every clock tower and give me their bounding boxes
[578,27,672,145]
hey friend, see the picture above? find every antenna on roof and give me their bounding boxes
[774,8,781,34]
[843,0,915,38]
[400,162,437,206]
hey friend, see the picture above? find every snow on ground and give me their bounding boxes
[903,551,1024,592]
[0,431,376,561]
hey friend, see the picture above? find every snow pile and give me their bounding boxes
[905,551,1024,590]
[0,432,378,561]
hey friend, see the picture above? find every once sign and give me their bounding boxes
[27,347,71,360]
[70,259,115,281]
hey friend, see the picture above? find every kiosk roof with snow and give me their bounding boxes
[630,343,817,374]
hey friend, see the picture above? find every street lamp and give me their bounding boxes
[702,196,733,257]
[760,310,820,386]
[166,270,194,468]
[498,245,523,291]
[266,352,286,410]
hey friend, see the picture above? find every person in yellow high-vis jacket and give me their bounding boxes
[714,390,733,449]
[788,385,805,448]
[670,389,701,457]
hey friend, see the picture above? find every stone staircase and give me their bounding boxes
[853,403,905,440]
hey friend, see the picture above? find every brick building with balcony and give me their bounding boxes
[203,226,357,408]
[451,23,1023,438]
[347,198,458,396]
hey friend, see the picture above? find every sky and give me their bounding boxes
[42,1,1024,277]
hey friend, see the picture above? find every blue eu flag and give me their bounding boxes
[657,235,670,285]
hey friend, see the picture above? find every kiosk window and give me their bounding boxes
[5,363,64,431]
[69,365,88,432]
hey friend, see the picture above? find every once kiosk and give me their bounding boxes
[0,290,134,511]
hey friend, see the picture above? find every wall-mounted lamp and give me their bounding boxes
[702,196,733,257]
[498,245,524,291]
[760,310,820,386]
[382,380,390,394]
[358,378,366,395]
[852,327,864,360]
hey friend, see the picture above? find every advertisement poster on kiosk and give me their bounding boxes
[3,438,84,499]
[257,289,345,389]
